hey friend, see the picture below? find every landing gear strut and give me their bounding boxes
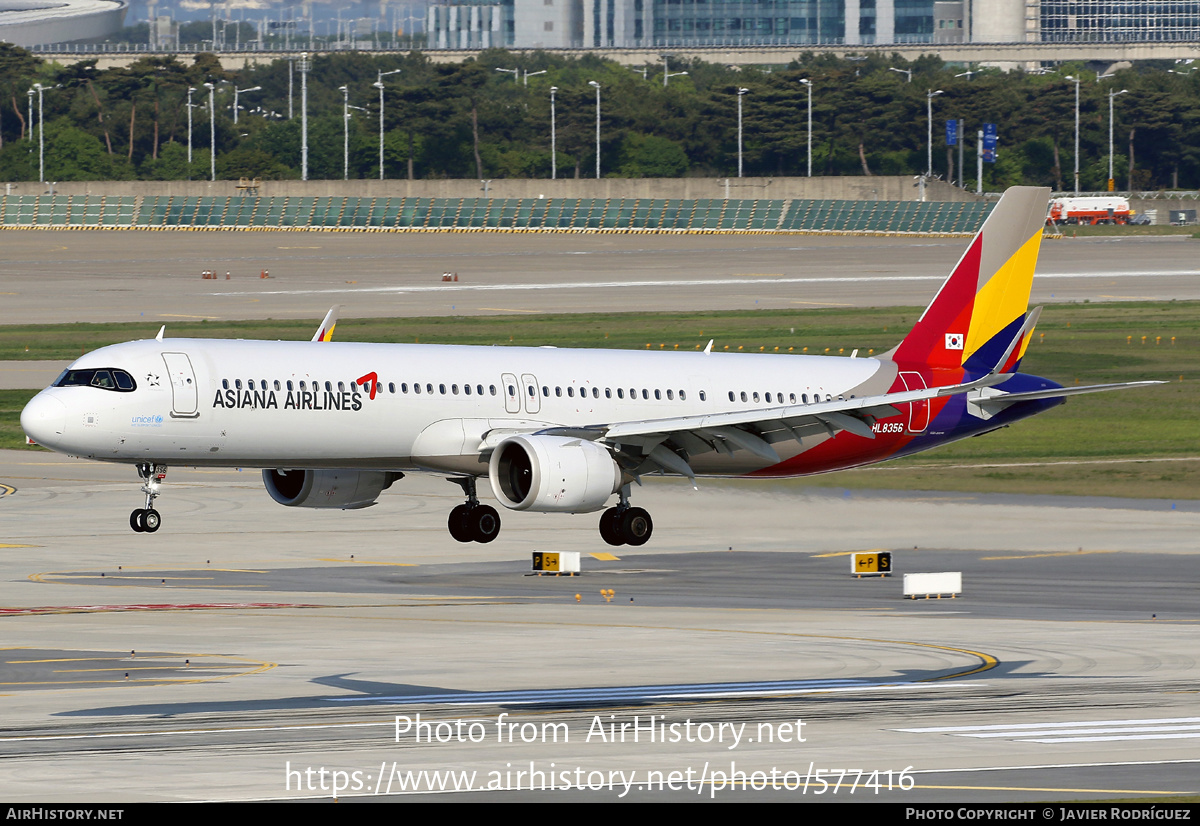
[599,484,652,547]
[447,477,500,544]
[130,462,166,533]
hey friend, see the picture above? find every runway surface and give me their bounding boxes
[1,230,1198,325]
[1,451,1197,802]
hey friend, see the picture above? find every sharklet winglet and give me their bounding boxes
[312,305,341,342]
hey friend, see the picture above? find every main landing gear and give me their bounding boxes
[598,485,653,547]
[130,462,166,533]
[447,476,501,544]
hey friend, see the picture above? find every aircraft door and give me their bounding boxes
[161,353,200,418]
[899,372,930,433]
[520,373,540,414]
[501,373,520,414]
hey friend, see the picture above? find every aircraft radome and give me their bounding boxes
[20,187,1158,546]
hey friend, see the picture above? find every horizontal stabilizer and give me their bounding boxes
[974,380,1165,411]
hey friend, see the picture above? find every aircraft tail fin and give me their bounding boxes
[890,186,1050,373]
[312,305,340,342]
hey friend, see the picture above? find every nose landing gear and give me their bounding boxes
[130,463,166,533]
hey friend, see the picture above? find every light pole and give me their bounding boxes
[26,89,33,144]
[33,83,44,183]
[186,86,196,165]
[204,82,216,182]
[1104,87,1123,192]
[736,87,748,178]
[232,85,261,125]
[588,81,601,179]
[549,86,558,180]
[299,52,309,181]
[524,69,546,86]
[496,67,518,83]
[375,68,401,180]
[1065,75,1081,195]
[661,54,687,87]
[799,78,812,178]
[339,86,349,180]
[889,67,913,83]
[926,89,943,178]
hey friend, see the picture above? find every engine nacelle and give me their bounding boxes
[262,469,401,510]
[489,434,621,513]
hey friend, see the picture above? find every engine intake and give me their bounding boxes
[262,469,401,510]
[488,435,621,513]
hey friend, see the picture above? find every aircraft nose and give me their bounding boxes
[21,393,67,446]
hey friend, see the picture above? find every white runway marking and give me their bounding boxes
[212,270,1200,298]
[897,716,1200,744]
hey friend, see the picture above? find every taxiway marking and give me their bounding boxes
[214,269,1200,298]
[898,717,1200,744]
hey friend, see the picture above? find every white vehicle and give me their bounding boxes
[21,187,1155,546]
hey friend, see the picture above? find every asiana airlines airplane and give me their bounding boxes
[21,186,1156,546]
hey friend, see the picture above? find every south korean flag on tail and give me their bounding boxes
[945,333,965,350]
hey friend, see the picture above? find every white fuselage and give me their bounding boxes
[24,338,892,477]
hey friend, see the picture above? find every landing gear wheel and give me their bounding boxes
[619,507,653,547]
[448,504,474,543]
[130,509,146,533]
[599,507,624,546]
[142,508,161,533]
[471,505,501,544]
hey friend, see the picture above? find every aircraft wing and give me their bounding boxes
[535,371,1018,483]
[538,374,1163,482]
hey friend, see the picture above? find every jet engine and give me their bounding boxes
[488,434,622,513]
[262,469,402,510]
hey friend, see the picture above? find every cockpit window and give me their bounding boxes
[53,368,137,393]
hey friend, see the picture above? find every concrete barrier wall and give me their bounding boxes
[8,176,980,203]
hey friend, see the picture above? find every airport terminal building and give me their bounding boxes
[0,0,126,47]
[427,0,1200,49]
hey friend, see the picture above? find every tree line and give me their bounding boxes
[1,44,1197,190]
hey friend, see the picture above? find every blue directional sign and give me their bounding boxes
[946,120,958,146]
[982,123,997,162]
